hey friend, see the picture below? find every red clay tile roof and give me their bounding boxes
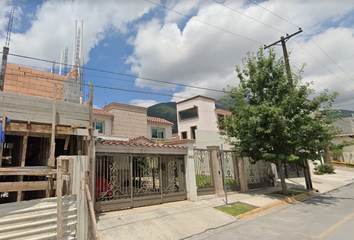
[93,108,114,117]
[147,116,174,125]
[98,139,187,149]
[129,135,156,143]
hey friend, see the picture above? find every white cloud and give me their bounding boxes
[129,99,159,107]
[0,0,156,70]
[126,0,354,106]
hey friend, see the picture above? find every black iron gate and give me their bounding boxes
[95,154,186,212]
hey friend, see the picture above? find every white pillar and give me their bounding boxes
[72,20,77,66]
[185,142,197,201]
[59,50,64,75]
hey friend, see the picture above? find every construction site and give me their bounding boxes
[0,9,98,239]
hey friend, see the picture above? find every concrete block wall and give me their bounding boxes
[103,102,147,138]
[3,63,67,100]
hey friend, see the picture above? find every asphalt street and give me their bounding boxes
[188,182,354,240]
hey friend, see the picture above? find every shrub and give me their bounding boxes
[316,164,335,174]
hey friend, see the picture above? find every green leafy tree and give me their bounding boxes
[219,47,339,194]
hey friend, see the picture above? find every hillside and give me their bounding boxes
[147,102,178,133]
[337,109,354,118]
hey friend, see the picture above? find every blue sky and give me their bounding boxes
[1,0,354,110]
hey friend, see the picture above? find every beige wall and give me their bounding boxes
[103,102,147,138]
[332,136,354,163]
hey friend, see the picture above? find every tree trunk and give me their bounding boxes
[277,159,288,195]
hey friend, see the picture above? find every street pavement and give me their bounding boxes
[189,182,354,240]
[96,166,354,240]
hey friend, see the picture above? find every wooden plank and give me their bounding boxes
[0,111,6,167]
[88,85,94,197]
[0,167,56,176]
[85,183,100,240]
[49,84,57,167]
[87,85,94,240]
[0,181,57,192]
[17,134,29,202]
[57,157,63,240]
[64,135,70,151]
[5,122,91,136]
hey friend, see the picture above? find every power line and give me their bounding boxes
[142,0,264,45]
[247,0,354,84]
[291,38,354,91]
[301,32,354,81]
[212,0,286,34]
[3,51,226,94]
[4,71,185,99]
[247,0,299,29]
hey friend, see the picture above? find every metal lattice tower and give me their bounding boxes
[64,47,68,75]
[5,7,14,47]
[75,27,81,67]
[0,7,15,91]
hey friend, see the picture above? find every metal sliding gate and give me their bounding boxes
[94,154,186,212]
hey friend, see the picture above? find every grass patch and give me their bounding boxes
[267,189,307,199]
[216,203,257,216]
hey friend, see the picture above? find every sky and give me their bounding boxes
[1,0,354,110]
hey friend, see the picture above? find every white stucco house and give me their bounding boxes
[176,95,233,150]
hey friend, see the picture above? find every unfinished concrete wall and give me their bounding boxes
[62,77,82,104]
[103,102,147,138]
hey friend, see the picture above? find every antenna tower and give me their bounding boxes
[75,27,81,67]
[64,47,68,75]
[0,7,14,91]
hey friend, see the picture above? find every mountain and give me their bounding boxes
[147,102,178,133]
[337,109,354,118]
[215,99,228,110]
[147,100,228,134]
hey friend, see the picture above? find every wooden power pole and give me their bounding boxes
[265,29,315,190]
[264,28,302,85]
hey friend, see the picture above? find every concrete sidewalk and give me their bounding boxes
[96,167,354,240]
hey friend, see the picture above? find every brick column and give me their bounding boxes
[236,157,249,193]
[207,146,224,197]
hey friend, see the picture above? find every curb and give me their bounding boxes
[236,190,317,220]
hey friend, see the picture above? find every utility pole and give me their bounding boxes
[265,29,315,190]
[264,28,302,85]
[0,7,14,91]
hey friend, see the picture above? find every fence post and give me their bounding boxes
[207,146,224,197]
[236,157,249,193]
[185,142,197,201]
[231,152,240,190]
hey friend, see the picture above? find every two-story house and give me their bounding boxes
[176,95,233,149]
[92,102,174,141]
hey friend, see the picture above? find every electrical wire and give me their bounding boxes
[4,51,226,94]
[142,0,265,45]
[247,0,354,85]
[4,72,185,99]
